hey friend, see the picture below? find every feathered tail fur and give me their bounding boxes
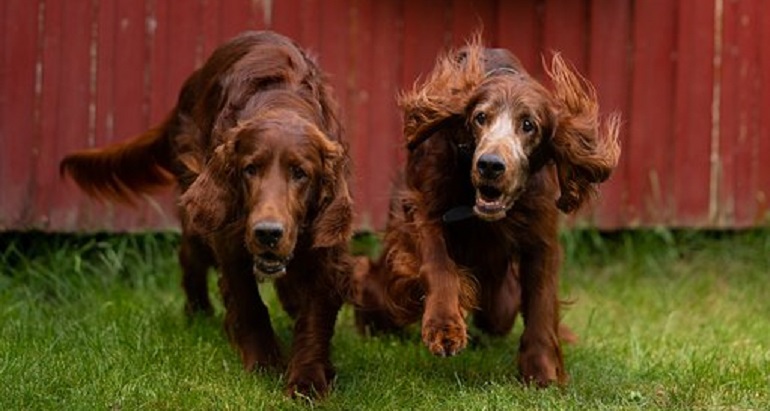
[59,114,176,204]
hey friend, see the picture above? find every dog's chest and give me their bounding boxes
[444,218,521,275]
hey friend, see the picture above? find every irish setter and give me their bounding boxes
[353,41,620,386]
[60,31,353,397]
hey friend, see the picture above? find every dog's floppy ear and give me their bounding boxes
[312,137,353,249]
[401,84,468,152]
[179,141,237,235]
[546,53,621,213]
[400,42,487,150]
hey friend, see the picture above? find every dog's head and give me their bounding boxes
[465,70,554,220]
[180,90,352,280]
[402,43,620,221]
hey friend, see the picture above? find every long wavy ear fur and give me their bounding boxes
[179,141,236,235]
[312,137,353,249]
[399,38,487,149]
[546,53,621,213]
[59,119,174,204]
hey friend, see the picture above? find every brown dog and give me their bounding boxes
[60,31,353,397]
[353,40,619,386]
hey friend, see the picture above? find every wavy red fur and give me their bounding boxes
[59,31,353,399]
[60,118,175,204]
[354,39,620,387]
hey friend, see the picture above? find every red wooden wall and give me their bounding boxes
[1,0,768,232]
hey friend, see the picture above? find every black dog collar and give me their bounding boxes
[442,205,475,223]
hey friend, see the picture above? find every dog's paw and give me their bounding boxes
[421,314,467,357]
[285,363,335,399]
[518,348,566,387]
[240,343,283,373]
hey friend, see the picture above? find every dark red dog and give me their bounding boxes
[354,41,620,386]
[60,31,353,397]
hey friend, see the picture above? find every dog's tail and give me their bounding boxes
[59,112,177,204]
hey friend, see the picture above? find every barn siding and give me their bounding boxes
[1,0,768,232]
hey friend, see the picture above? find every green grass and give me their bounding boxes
[1,230,769,410]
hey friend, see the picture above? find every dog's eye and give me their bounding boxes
[474,112,487,126]
[243,164,258,177]
[290,166,307,182]
[521,118,536,134]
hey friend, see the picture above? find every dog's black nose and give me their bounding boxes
[477,154,505,179]
[253,222,284,248]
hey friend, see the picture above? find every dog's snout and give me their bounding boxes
[477,154,506,179]
[253,222,284,248]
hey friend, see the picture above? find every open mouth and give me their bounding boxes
[473,185,509,221]
[253,252,290,279]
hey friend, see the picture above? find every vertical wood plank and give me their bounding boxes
[348,0,374,227]
[313,0,354,221]
[141,0,181,231]
[401,0,451,89]
[164,0,199,112]
[110,0,152,230]
[219,0,250,39]
[94,0,116,146]
[255,0,272,29]
[496,0,542,77]
[31,0,63,228]
[147,0,171,125]
[79,0,118,230]
[299,0,323,53]
[37,0,94,230]
[345,0,403,229]
[719,0,764,227]
[1,0,39,228]
[672,0,714,227]
[272,0,302,40]
[114,0,150,135]
[199,0,222,59]
[451,0,497,47]
[543,0,591,225]
[757,0,770,224]
[588,0,632,229]
[138,0,171,230]
[318,0,350,117]
[362,0,404,228]
[543,0,588,75]
[626,0,678,225]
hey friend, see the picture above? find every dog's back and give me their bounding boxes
[60,31,339,201]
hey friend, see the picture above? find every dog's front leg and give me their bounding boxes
[215,244,283,372]
[517,241,566,386]
[283,283,342,398]
[418,222,467,357]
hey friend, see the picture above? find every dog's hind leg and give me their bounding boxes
[473,263,521,337]
[179,234,215,317]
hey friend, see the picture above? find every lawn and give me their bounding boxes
[1,230,768,410]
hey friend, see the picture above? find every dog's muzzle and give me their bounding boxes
[253,252,291,280]
[473,183,511,221]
